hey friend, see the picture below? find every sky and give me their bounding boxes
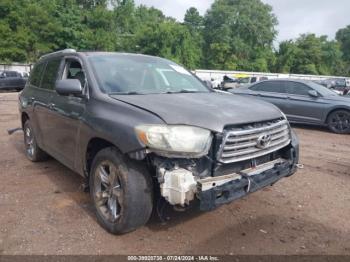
[133,0,350,43]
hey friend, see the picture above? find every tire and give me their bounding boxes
[89,147,153,234]
[327,110,350,134]
[23,120,48,162]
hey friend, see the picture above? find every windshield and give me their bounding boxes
[88,54,210,95]
[239,77,250,84]
[307,81,340,96]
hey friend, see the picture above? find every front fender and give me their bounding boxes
[76,97,165,175]
[323,105,350,123]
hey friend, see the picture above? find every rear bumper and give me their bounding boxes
[197,156,297,211]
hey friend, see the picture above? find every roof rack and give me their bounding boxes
[40,49,77,59]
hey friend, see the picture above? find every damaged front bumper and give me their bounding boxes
[197,158,296,211]
[154,130,299,211]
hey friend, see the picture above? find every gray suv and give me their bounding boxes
[19,50,299,234]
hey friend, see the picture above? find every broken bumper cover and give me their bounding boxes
[197,158,296,211]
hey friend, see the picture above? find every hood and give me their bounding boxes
[324,94,350,103]
[110,92,283,133]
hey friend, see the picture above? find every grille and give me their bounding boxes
[217,119,291,164]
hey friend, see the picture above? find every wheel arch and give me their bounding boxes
[21,112,30,128]
[85,137,119,177]
[325,107,350,124]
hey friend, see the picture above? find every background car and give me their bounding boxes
[221,75,269,90]
[220,75,238,90]
[210,78,222,89]
[230,79,350,134]
[320,78,348,95]
[237,76,269,87]
[19,71,29,78]
[0,70,27,91]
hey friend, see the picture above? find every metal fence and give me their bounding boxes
[194,69,350,82]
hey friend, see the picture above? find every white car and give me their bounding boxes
[238,76,269,86]
[211,78,222,89]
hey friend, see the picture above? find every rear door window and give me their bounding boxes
[249,81,286,93]
[29,63,46,87]
[41,58,62,90]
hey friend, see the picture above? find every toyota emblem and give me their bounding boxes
[256,134,272,149]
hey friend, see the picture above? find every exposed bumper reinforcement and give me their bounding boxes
[197,158,295,211]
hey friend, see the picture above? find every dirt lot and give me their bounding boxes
[0,92,349,255]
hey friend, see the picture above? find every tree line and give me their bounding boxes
[1,0,350,76]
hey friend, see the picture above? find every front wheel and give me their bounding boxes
[89,147,153,234]
[327,110,350,134]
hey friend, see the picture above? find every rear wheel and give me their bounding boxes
[23,120,48,161]
[327,110,350,134]
[89,147,153,234]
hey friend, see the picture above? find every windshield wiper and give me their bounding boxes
[110,89,208,95]
[109,91,144,95]
[165,89,205,94]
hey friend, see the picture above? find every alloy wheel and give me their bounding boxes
[329,111,350,133]
[94,161,123,223]
[24,126,34,157]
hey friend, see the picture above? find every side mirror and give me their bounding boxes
[55,79,82,96]
[308,90,318,98]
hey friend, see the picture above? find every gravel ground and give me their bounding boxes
[0,92,349,255]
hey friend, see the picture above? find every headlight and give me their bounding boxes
[135,125,212,157]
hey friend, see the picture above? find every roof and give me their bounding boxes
[39,49,162,61]
[39,49,77,60]
[262,78,314,84]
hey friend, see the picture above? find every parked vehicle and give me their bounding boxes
[19,50,299,234]
[0,70,27,91]
[331,86,347,95]
[230,79,350,134]
[20,71,29,78]
[221,76,269,90]
[238,76,269,87]
[320,78,348,95]
[210,78,222,89]
[221,75,239,90]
